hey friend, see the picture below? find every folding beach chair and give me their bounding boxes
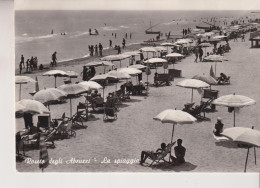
[149,142,176,167]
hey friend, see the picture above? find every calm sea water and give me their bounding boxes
[15,10,255,67]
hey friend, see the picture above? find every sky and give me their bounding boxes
[15,0,260,10]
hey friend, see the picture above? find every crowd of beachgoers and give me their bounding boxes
[15,17,260,172]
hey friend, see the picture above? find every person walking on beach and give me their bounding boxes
[95,44,98,56]
[99,43,103,57]
[52,51,57,66]
[29,56,34,71]
[130,33,132,39]
[122,38,126,49]
[20,55,25,68]
[115,33,117,38]
[125,33,127,39]
[109,40,112,48]
[241,34,245,42]
[81,66,88,81]
[117,45,121,54]
[199,47,203,62]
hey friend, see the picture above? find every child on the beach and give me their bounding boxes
[213,117,224,136]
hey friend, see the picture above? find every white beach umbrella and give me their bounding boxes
[100,54,131,68]
[213,93,256,127]
[166,53,184,58]
[15,103,26,113]
[154,109,197,143]
[58,84,89,117]
[117,67,142,76]
[160,42,175,46]
[221,127,260,172]
[66,70,79,78]
[17,99,50,114]
[33,88,67,106]
[213,35,227,39]
[144,58,167,64]
[42,70,69,88]
[107,70,131,80]
[15,76,36,100]
[78,81,103,91]
[122,51,141,56]
[176,79,210,102]
[192,74,218,85]
[129,64,147,70]
[139,47,157,59]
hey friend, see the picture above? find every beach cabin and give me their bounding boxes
[249,31,260,48]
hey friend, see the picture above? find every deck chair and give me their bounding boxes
[184,100,212,121]
[67,111,88,129]
[56,121,76,139]
[149,142,176,167]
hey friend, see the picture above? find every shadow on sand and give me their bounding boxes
[150,161,197,172]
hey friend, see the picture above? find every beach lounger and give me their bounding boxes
[56,121,76,139]
[149,142,176,167]
[103,107,117,121]
[131,85,147,96]
[183,100,212,121]
[67,111,87,129]
[217,76,231,85]
[154,73,172,87]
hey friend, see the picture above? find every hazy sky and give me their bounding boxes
[15,0,260,10]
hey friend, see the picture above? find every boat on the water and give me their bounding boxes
[145,21,161,35]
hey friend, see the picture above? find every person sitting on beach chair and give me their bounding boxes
[170,139,186,165]
[213,117,224,136]
[217,73,228,84]
[140,143,167,165]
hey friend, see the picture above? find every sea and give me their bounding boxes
[15,10,257,68]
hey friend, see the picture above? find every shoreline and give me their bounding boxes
[15,43,148,75]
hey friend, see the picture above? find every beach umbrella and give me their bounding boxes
[154,109,197,143]
[213,93,256,127]
[90,74,118,99]
[107,70,131,80]
[165,53,184,58]
[17,99,50,115]
[203,55,228,75]
[15,103,26,113]
[192,74,218,85]
[144,58,167,72]
[100,54,131,68]
[139,47,157,58]
[85,61,115,73]
[66,70,79,82]
[58,84,89,117]
[122,51,141,56]
[33,88,67,108]
[160,42,175,52]
[15,76,36,100]
[221,127,260,172]
[117,67,142,76]
[42,70,69,88]
[176,79,210,103]
[78,81,103,91]
[213,35,227,40]
[129,64,147,70]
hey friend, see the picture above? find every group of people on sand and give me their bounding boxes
[19,55,38,74]
[182,28,191,35]
[88,43,103,57]
[81,65,96,81]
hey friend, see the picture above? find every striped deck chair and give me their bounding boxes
[149,142,176,167]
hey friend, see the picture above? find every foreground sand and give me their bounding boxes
[16,33,260,172]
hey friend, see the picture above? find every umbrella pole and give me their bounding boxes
[191,88,193,103]
[244,147,250,173]
[234,110,236,127]
[254,147,256,165]
[171,123,175,143]
[70,98,72,118]
[146,74,149,93]
[19,84,22,100]
[54,76,57,88]
[215,62,217,76]
[103,87,105,102]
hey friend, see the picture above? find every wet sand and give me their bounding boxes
[16,33,260,172]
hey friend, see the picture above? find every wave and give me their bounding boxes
[70,31,89,38]
[101,26,119,31]
[16,33,58,43]
[119,25,129,28]
[162,21,176,25]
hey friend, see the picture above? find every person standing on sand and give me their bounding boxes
[170,139,186,165]
[19,63,22,75]
[213,117,224,136]
[199,47,203,62]
[194,47,199,63]
[117,45,121,54]
[26,59,30,72]
[109,40,112,48]
[52,51,57,66]
[95,44,98,56]
[99,43,103,56]
[81,66,88,81]
[115,33,117,38]
[122,38,126,49]
[130,33,132,39]
[125,33,127,39]
[20,55,25,68]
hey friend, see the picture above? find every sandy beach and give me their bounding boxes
[15,30,260,172]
